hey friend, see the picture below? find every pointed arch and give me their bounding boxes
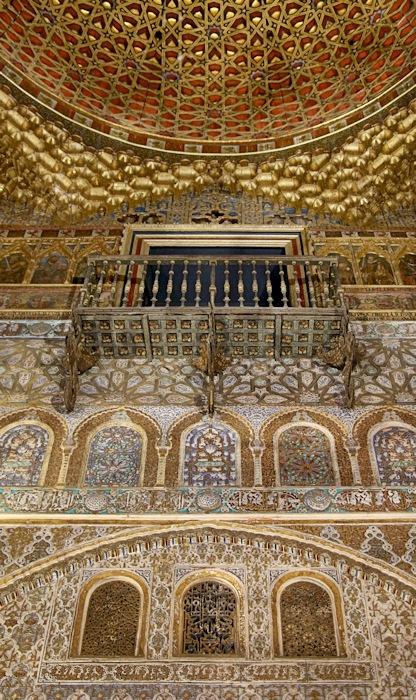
[29,244,71,285]
[0,242,32,284]
[71,241,117,284]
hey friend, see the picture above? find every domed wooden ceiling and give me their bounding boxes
[0,0,415,153]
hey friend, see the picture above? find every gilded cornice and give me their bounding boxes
[0,85,415,226]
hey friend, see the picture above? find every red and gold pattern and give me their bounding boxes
[0,0,415,150]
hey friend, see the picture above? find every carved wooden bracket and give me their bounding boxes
[62,325,100,412]
[191,305,232,417]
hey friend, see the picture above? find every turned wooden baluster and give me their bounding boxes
[265,260,273,308]
[109,260,121,307]
[136,259,148,307]
[209,260,217,306]
[332,260,344,308]
[278,260,288,308]
[292,261,302,308]
[238,260,245,307]
[80,260,94,307]
[165,260,175,307]
[327,260,340,307]
[312,263,323,307]
[252,260,259,307]
[86,277,94,307]
[305,260,317,308]
[122,259,134,307]
[151,260,161,307]
[223,260,230,307]
[95,260,108,306]
[195,260,202,307]
[319,260,330,308]
[180,260,189,307]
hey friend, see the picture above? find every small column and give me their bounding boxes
[252,438,265,487]
[156,441,170,487]
[346,437,361,485]
[57,438,75,487]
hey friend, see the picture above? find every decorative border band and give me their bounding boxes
[0,487,414,515]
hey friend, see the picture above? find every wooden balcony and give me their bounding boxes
[74,255,347,360]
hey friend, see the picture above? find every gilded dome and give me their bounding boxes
[0,0,415,153]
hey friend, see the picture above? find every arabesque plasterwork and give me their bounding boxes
[0,3,416,694]
[1,332,415,408]
[0,523,415,699]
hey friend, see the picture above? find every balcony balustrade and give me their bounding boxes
[74,254,347,360]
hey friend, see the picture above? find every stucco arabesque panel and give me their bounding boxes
[0,337,415,409]
[1,525,415,698]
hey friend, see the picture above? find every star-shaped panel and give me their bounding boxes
[0,0,415,151]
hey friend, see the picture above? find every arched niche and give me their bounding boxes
[71,570,149,658]
[172,570,246,658]
[165,410,254,487]
[66,409,161,487]
[369,421,416,486]
[71,242,115,284]
[180,419,241,487]
[359,252,395,285]
[274,422,340,486]
[82,420,147,487]
[399,252,416,286]
[353,408,416,485]
[0,248,30,284]
[0,409,66,486]
[272,571,347,658]
[30,247,70,285]
[0,420,53,486]
[260,410,352,487]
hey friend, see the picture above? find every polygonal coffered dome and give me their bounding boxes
[0,0,415,153]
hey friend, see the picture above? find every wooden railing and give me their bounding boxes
[74,255,347,360]
[79,255,344,311]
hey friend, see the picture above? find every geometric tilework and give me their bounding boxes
[278,426,335,486]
